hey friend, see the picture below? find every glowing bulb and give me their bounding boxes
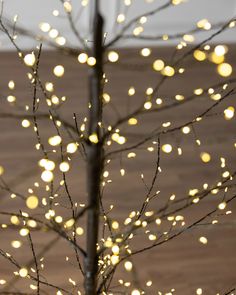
[11,240,22,248]
[128,118,138,125]
[214,45,227,56]
[108,51,119,63]
[209,52,224,64]
[39,22,50,32]
[59,161,70,172]
[153,59,165,71]
[20,228,29,236]
[199,236,208,244]
[21,119,30,128]
[76,227,84,235]
[41,170,54,182]
[218,202,226,210]
[0,166,4,176]
[182,126,190,134]
[117,136,126,145]
[53,65,64,77]
[19,268,28,278]
[140,48,151,57]
[89,133,99,144]
[224,106,234,120]
[124,261,133,271]
[7,95,16,103]
[162,66,175,76]
[48,135,62,146]
[131,290,141,295]
[144,101,152,110]
[11,216,20,225]
[128,87,135,96]
[24,53,36,67]
[67,143,78,153]
[200,152,211,163]
[63,1,72,12]
[193,50,206,61]
[112,245,120,255]
[217,63,232,77]
[162,144,172,153]
[49,29,59,38]
[87,57,96,66]
[196,288,203,295]
[117,14,125,23]
[26,195,39,209]
[78,53,88,63]
[8,80,15,89]
[175,94,185,101]
[111,255,119,265]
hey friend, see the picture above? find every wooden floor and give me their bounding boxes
[0,46,236,295]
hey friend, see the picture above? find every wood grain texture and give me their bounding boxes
[0,46,235,294]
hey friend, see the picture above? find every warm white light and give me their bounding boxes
[26,195,39,209]
[53,65,65,77]
[41,170,54,182]
[162,144,172,153]
[67,143,78,153]
[59,161,70,172]
[19,268,28,278]
[108,51,119,63]
[24,53,36,67]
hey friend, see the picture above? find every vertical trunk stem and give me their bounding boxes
[85,3,104,295]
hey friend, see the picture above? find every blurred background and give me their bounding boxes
[0,0,236,49]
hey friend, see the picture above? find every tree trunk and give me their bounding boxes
[84,2,104,295]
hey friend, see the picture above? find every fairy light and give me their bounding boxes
[67,143,78,153]
[224,106,234,120]
[39,22,50,32]
[162,144,172,153]
[209,52,224,64]
[117,14,125,23]
[21,119,31,128]
[53,65,65,77]
[76,227,84,235]
[182,126,191,134]
[124,261,133,271]
[131,290,141,295]
[26,195,39,209]
[59,162,70,172]
[128,87,135,96]
[162,66,175,76]
[7,95,16,103]
[41,170,54,182]
[78,53,88,63]
[19,268,28,278]
[48,135,62,146]
[193,50,207,61]
[8,80,15,89]
[108,51,119,63]
[214,45,227,56]
[49,29,59,38]
[196,288,203,295]
[24,53,36,67]
[11,240,21,250]
[217,63,232,77]
[218,202,226,210]
[199,236,208,244]
[87,57,96,66]
[200,152,211,163]
[141,48,151,57]
[153,59,165,71]
[20,228,29,237]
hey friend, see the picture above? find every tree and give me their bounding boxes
[0,0,236,294]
